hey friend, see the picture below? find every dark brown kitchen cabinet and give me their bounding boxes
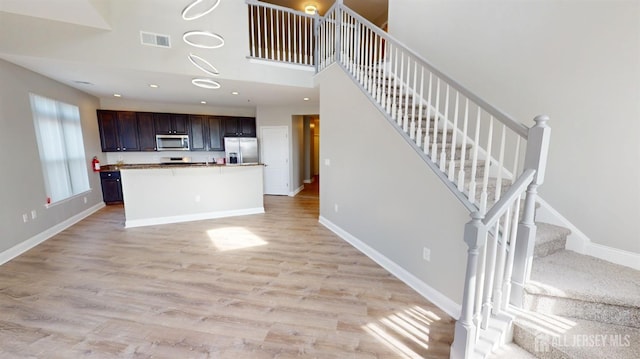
[224,117,256,137]
[154,113,188,134]
[207,116,224,151]
[97,110,139,152]
[190,115,224,151]
[189,115,206,151]
[137,112,156,151]
[100,171,123,204]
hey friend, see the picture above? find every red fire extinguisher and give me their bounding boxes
[92,156,101,172]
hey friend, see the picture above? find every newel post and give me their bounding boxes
[314,12,321,73]
[451,212,486,359]
[510,115,550,307]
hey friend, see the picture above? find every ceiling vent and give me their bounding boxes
[140,31,171,48]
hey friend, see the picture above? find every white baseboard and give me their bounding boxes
[0,202,105,266]
[125,207,265,228]
[536,197,640,270]
[319,216,462,319]
[289,185,304,197]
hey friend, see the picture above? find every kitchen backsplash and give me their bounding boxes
[105,151,226,165]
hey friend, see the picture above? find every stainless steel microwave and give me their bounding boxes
[156,134,190,151]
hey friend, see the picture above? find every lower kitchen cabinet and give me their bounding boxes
[100,171,123,204]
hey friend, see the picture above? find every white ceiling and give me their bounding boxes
[0,0,347,108]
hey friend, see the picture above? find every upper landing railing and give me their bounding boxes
[246,2,551,358]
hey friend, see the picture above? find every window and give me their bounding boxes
[30,94,90,204]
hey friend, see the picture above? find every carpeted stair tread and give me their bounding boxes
[527,250,640,308]
[534,222,571,258]
[512,310,640,359]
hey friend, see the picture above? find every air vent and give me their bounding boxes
[140,31,171,48]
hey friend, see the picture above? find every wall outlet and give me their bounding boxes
[31,210,37,219]
[195,195,201,202]
[324,158,331,166]
[22,214,28,223]
[423,247,431,262]
[334,203,339,212]
[83,196,87,204]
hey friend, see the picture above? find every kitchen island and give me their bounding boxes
[119,164,264,228]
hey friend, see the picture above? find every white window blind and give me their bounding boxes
[30,94,90,204]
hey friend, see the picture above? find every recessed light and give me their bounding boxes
[303,97,310,101]
[113,93,122,97]
[188,53,219,76]
[183,31,224,49]
[192,78,221,89]
[231,91,239,95]
[201,101,207,104]
[181,0,221,21]
[149,84,159,88]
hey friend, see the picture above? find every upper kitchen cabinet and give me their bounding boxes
[137,112,156,151]
[189,115,206,151]
[224,117,256,137]
[97,110,140,152]
[189,115,224,151]
[154,113,189,135]
[207,116,224,151]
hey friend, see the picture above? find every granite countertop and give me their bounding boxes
[100,163,263,171]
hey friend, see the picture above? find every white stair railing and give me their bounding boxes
[247,1,551,358]
[246,0,315,66]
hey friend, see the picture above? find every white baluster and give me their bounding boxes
[494,124,507,204]
[511,137,521,185]
[371,31,378,98]
[501,195,522,311]
[431,78,441,163]
[397,52,405,126]
[416,67,425,147]
[457,99,470,191]
[403,56,411,133]
[448,92,460,181]
[480,116,494,215]
[377,36,384,103]
[493,206,512,315]
[469,108,481,204]
[424,73,433,155]
[474,235,488,341]
[481,220,500,329]
[439,85,450,171]
[391,47,398,121]
[249,6,255,57]
[410,62,418,139]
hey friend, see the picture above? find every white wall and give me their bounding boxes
[319,64,469,307]
[256,103,319,195]
[388,0,640,254]
[0,59,104,253]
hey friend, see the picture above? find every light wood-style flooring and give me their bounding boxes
[0,183,454,358]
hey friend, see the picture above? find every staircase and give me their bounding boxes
[507,224,640,359]
[246,1,640,357]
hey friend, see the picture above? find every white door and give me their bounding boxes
[261,126,289,195]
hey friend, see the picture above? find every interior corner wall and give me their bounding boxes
[388,0,640,254]
[318,64,469,305]
[0,58,104,253]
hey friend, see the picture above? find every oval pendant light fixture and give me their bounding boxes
[188,53,220,76]
[182,0,221,21]
[183,31,225,49]
[192,78,221,89]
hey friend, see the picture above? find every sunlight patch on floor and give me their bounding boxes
[206,227,268,251]
[363,305,441,358]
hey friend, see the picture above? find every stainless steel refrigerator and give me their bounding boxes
[224,137,258,164]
